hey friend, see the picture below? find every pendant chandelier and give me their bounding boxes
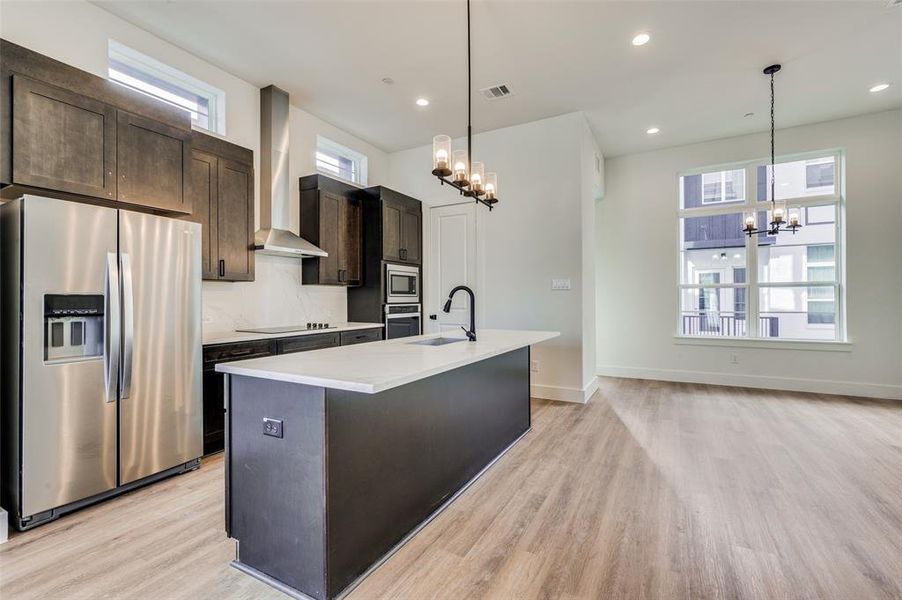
[743,64,801,237]
[430,0,499,210]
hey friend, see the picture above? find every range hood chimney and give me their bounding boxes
[255,85,327,258]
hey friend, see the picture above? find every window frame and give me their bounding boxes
[108,39,226,135]
[315,136,368,187]
[676,149,845,343]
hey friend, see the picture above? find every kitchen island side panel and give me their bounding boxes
[229,375,328,600]
[324,347,531,596]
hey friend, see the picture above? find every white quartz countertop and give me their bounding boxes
[215,329,559,394]
[202,322,383,346]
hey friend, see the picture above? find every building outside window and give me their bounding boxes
[701,168,744,204]
[678,151,844,341]
[316,136,368,186]
[108,40,226,135]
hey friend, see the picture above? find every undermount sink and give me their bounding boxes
[408,337,468,346]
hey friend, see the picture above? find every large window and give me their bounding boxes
[679,151,844,341]
[108,40,226,134]
[316,136,368,186]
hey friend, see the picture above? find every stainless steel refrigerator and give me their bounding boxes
[1,195,202,530]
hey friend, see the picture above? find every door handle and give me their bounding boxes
[219,259,225,277]
[104,252,120,403]
[120,253,135,399]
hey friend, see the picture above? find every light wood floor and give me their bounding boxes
[2,378,901,599]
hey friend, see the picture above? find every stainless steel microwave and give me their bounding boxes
[385,263,419,303]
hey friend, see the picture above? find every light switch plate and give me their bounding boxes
[551,278,572,291]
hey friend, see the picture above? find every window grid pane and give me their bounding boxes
[679,153,843,341]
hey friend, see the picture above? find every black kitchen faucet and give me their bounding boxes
[443,285,476,342]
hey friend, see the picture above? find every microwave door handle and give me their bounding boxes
[120,253,134,399]
[104,252,121,403]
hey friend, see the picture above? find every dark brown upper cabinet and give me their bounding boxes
[11,75,117,200]
[382,201,402,263]
[186,149,219,279]
[300,174,362,287]
[399,207,421,264]
[362,186,422,265]
[2,39,192,214]
[185,131,255,282]
[217,158,254,281]
[117,111,190,213]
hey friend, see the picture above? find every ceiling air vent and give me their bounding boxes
[480,84,513,101]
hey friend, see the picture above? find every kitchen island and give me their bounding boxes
[217,329,558,600]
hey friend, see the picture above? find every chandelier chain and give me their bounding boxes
[467,0,472,178]
[770,70,775,207]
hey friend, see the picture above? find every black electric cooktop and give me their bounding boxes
[236,324,335,334]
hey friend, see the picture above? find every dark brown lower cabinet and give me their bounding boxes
[202,329,381,455]
[340,328,382,346]
[202,339,278,455]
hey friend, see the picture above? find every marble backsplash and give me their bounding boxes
[202,253,348,334]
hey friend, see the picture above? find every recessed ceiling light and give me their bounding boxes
[869,83,890,93]
[416,98,430,107]
[646,127,660,135]
[632,32,650,46]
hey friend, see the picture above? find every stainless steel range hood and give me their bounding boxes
[255,85,327,258]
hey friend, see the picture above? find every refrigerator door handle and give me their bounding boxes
[104,252,121,403]
[120,252,135,399]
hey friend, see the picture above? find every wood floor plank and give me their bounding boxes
[1,377,901,600]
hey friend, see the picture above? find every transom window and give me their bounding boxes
[108,40,226,134]
[679,151,845,341]
[316,136,368,186]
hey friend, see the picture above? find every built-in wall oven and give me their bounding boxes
[385,304,421,339]
[385,263,419,304]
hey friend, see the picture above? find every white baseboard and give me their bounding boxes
[532,377,598,404]
[597,365,902,400]
[0,508,7,544]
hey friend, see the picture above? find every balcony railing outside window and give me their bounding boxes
[681,312,779,337]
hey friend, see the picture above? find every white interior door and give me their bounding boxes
[427,202,476,334]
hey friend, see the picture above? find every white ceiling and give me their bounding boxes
[94,1,902,156]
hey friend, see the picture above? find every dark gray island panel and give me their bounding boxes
[229,378,327,599]
[225,347,531,600]
[325,346,530,595]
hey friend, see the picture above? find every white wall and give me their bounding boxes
[0,0,389,333]
[389,112,601,402]
[598,109,902,399]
